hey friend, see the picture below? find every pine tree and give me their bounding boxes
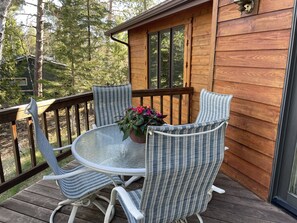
[0,0,12,62]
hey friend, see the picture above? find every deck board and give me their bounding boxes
[0,166,296,223]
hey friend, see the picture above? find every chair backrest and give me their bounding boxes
[140,120,227,222]
[25,98,61,175]
[92,84,132,127]
[196,89,233,123]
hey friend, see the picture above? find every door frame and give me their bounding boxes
[270,0,297,216]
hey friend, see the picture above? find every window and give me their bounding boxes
[148,26,185,89]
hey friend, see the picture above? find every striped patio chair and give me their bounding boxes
[25,98,122,223]
[92,84,132,128]
[195,88,233,123]
[104,120,227,223]
[195,89,233,194]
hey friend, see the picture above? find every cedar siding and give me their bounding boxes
[128,2,212,124]
[213,0,294,199]
[128,0,294,200]
[129,2,213,124]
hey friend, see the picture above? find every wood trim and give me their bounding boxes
[147,17,192,33]
[184,20,193,87]
[145,31,148,88]
[208,0,219,91]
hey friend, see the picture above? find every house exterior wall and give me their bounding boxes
[213,0,294,199]
[128,0,294,200]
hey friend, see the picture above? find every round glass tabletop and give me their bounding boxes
[71,123,146,176]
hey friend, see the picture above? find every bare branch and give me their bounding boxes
[15,13,37,17]
[19,24,37,29]
[24,2,37,7]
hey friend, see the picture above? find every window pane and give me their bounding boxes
[160,31,170,88]
[149,34,158,89]
[172,26,184,88]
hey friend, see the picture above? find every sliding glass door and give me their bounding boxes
[272,4,297,215]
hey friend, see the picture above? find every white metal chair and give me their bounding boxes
[195,88,233,194]
[25,98,123,223]
[92,84,141,186]
[195,88,233,123]
[92,84,132,128]
[104,120,228,223]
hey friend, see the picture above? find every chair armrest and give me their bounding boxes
[111,187,144,220]
[43,167,92,180]
[211,185,225,194]
[53,144,71,151]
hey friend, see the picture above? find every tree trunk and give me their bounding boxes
[71,56,75,93]
[108,0,113,21]
[34,0,44,97]
[0,0,12,62]
[87,0,91,61]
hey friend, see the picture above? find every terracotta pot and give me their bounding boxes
[130,130,146,143]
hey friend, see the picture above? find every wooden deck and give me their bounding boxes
[0,162,296,223]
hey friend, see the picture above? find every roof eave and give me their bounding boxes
[105,0,210,36]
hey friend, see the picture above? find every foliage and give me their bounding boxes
[117,105,166,141]
[0,8,26,108]
[1,0,165,106]
[148,26,184,89]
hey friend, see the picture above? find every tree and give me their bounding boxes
[34,0,45,97]
[0,0,13,61]
[50,0,108,93]
[0,8,27,108]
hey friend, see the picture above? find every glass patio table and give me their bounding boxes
[71,123,146,176]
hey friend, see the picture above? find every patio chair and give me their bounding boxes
[195,88,233,123]
[92,84,141,186]
[25,98,123,223]
[195,88,233,194]
[104,120,227,223]
[92,84,132,128]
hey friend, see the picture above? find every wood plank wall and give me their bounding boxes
[190,3,213,119]
[129,2,213,123]
[213,0,294,199]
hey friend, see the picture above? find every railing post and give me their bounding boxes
[10,121,22,175]
[75,104,81,136]
[188,91,193,123]
[54,109,62,148]
[84,102,89,131]
[27,117,37,167]
[65,106,72,144]
[0,153,5,183]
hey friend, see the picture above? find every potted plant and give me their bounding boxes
[116,105,167,143]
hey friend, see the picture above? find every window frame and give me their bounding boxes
[147,25,185,89]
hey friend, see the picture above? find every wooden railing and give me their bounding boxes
[0,87,193,193]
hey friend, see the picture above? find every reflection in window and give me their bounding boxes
[172,27,184,88]
[148,26,184,89]
[160,31,170,88]
[148,33,158,89]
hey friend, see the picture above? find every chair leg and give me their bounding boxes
[68,205,79,223]
[50,199,73,223]
[196,214,203,223]
[124,176,142,187]
[104,203,115,223]
[94,194,115,222]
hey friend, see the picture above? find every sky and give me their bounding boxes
[15,0,166,27]
[16,0,37,26]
